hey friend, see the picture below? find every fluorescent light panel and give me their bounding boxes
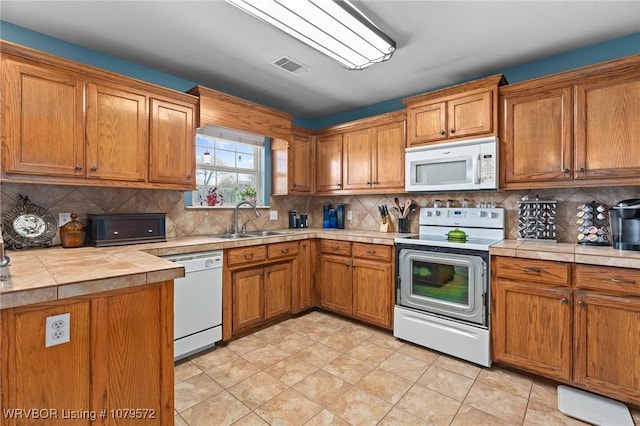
[226,0,396,70]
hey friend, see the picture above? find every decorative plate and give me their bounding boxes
[2,195,57,249]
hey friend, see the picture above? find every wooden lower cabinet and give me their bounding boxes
[492,256,640,406]
[319,241,394,329]
[492,279,572,381]
[319,254,353,316]
[264,262,292,319]
[1,281,174,426]
[232,268,265,332]
[292,240,316,313]
[573,292,640,404]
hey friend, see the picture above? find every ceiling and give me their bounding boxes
[2,1,639,120]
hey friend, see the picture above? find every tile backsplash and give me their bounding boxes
[1,182,638,245]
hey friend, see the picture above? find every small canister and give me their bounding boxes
[288,210,297,229]
[60,212,86,248]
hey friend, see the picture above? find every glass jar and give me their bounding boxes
[59,212,86,248]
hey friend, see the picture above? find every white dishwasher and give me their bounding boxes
[163,250,223,360]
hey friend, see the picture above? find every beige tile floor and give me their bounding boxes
[174,311,640,426]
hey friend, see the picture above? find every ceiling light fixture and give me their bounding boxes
[225,0,396,70]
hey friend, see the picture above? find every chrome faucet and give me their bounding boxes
[232,200,261,234]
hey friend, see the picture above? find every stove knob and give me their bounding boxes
[435,211,441,216]
[426,211,432,217]
[490,212,498,219]
[477,210,486,217]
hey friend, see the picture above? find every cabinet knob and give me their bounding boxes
[336,183,341,187]
[366,250,376,254]
[449,128,455,134]
[292,183,297,187]
[577,300,585,307]
[75,165,83,171]
[578,167,585,172]
[90,166,97,172]
[563,168,569,174]
[366,181,371,185]
[280,248,289,254]
[561,297,569,304]
[186,174,192,179]
[244,253,254,259]
[440,130,446,135]
[148,229,153,233]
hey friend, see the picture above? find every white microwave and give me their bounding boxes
[405,136,498,192]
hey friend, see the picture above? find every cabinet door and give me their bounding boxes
[1,301,91,425]
[92,283,172,424]
[232,268,264,332]
[289,128,314,194]
[406,101,447,146]
[342,128,372,190]
[293,240,316,313]
[86,82,148,182]
[492,280,572,382]
[574,292,640,405]
[2,58,85,178]
[371,120,405,191]
[319,254,353,316]
[575,77,640,180]
[501,87,573,186]
[271,139,289,195]
[149,98,195,187]
[352,258,392,328]
[447,90,493,139]
[264,262,292,319]
[316,133,343,192]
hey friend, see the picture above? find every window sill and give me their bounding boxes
[185,205,271,210]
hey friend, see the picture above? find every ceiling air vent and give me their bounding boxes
[271,55,309,75]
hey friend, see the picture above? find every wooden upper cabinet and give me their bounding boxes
[1,42,198,189]
[2,57,85,178]
[404,74,505,147]
[371,120,405,191]
[316,111,406,194]
[500,54,640,189]
[149,98,195,186]
[289,127,314,194]
[316,132,343,193]
[501,86,573,184]
[271,138,289,196]
[343,128,372,190]
[575,76,640,180]
[85,82,148,182]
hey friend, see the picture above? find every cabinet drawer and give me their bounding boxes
[227,245,267,267]
[320,240,352,256]
[268,241,299,260]
[576,264,640,296]
[352,243,392,262]
[495,257,571,286]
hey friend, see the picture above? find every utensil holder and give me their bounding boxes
[398,217,409,233]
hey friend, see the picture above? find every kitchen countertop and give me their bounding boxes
[490,239,640,269]
[0,228,401,309]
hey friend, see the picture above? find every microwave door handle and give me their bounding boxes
[475,154,481,184]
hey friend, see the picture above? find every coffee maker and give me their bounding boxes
[610,199,640,251]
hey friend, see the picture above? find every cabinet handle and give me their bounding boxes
[578,167,585,172]
[292,183,297,187]
[440,130,446,135]
[186,174,192,179]
[280,248,289,254]
[562,168,569,174]
[244,253,254,259]
[611,277,636,285]
[336,183,341,187]
[302,243,307,248]
[113,231,119,235]
[75,165,83,171]
[372,181,378,185]
[366,250,376,255]
[577,300,585,307]
[521,267,541,273]
[449,128,455,134]
[90,166,97,172]
[331,245,339,250]
[344,262,350,267]
[366,181,371,185]
[561,297,569,304]
[147,229,153,233]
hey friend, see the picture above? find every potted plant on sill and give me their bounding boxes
[236,185,257,205]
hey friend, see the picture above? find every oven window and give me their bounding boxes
[416,160,468,185]
[411,260,469,304]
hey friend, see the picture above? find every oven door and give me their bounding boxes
[397,246,487,325]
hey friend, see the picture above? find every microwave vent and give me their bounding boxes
[271,55,308,75]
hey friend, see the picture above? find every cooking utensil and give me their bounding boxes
[402,200,412,218]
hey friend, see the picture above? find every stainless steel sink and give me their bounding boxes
[243,230,285,237]
[211,230,285,239]
[211,233,252,239]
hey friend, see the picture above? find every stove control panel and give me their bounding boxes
[420,208,504,228]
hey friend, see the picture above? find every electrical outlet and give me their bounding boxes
[269,210,278,220]
[45,313,70,347]
[347,210,353,221]
[58,212,72,226]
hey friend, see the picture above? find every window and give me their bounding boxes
[189,126,268,207]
